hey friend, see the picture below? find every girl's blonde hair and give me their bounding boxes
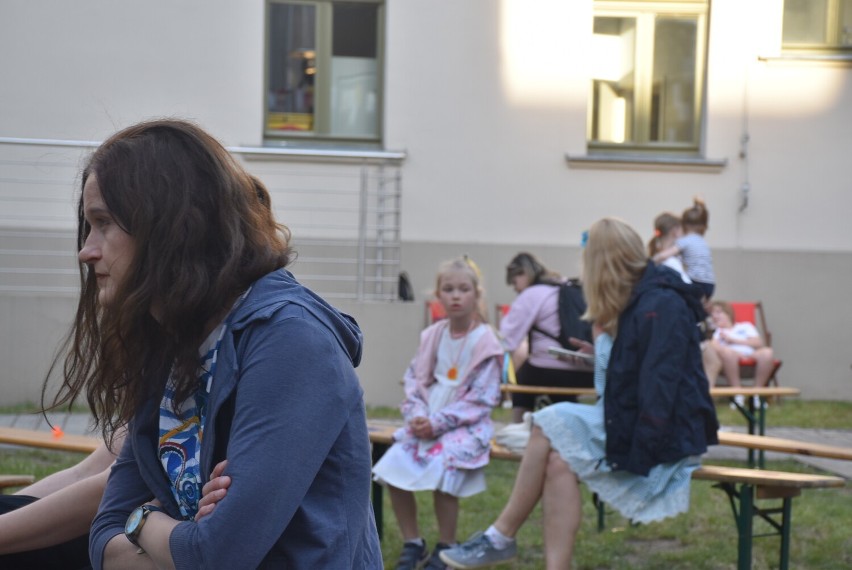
[648,212,681,257]
[582,218,648,336]
[434,256,488,323]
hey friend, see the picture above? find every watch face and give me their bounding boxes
[126,506,144,534]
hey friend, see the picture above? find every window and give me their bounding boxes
[265,1,383,145]
[782,0,852,52]
[588,1,708,156]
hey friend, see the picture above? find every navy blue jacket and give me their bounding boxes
[604,263,719,476]
[90,269,382,569]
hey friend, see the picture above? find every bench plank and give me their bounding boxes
[692,464,844,489]
[0,427,100,454]
[0,474,35,490]
[499,384,801,398]
[717,431,852,461]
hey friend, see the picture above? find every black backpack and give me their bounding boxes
[532,279,593,348]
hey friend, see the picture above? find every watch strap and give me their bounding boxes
[125,504,164,547]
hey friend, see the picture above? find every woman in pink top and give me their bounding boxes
[500,253,593,422]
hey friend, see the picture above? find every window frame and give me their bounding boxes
[264,0,385,147]
[782,0,852,54]
[588,0,709,157]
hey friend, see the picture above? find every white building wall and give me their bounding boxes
[1,0,851,404]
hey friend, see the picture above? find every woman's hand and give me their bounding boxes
[568,337,594,354]
[195,460,231,522]
[410,416,435,440]
[565,337,595,368]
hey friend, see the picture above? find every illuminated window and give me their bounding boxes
[266,1,383,144]
[588,1,708,155]
[782,0,852,52]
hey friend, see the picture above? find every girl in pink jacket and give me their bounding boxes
[373,257,504,570]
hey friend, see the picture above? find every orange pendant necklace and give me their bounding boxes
[446,321,474,380]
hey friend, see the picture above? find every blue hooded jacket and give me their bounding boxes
[90,269,382,569]
[604,262,719,476]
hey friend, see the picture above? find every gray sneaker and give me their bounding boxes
[439,532,517,569]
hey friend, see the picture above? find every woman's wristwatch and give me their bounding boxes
[125,504,163,549]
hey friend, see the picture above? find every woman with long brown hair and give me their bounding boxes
[46,119,381,569]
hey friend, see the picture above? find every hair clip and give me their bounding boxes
[463,254,483,282]
[653,229,662,237]
[580,230,589,248]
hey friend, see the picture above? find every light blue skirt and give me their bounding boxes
[534,401,699,524]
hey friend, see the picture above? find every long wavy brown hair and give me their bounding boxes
[44,119,292,443]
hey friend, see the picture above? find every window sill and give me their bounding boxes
[565,153,727,173]
[759,53,852,65]
[229,145,407,165]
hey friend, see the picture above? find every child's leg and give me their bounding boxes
[753,347,776,388]
[715,343,742,387]
[701,340,722,387]
[433,491,459,544]
[388,485,420,540]
[542,451,582,570]
[493,424,552,537]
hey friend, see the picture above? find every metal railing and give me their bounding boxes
[0,137,405,301]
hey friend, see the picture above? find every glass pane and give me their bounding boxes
[651,17,698,143]
[590,17,636,144]
[841,0,852,46]
[783,0,829,45]
[267,3,317,133]
[330,2,379,138]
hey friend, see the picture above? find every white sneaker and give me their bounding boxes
[729,394,745,410]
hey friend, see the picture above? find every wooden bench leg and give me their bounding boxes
[733,483,754,570]
[371,441,389,542]
[591,493,607,531]
[779,497,792,570]
[715,482,799,570]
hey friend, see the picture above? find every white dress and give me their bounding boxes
[533,333,700,524]
[373,325,489,497]
[712,322,760,356]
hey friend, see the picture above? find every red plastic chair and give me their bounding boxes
[424,300,446,327]
[719,301,782,388]
[494,303,511,327]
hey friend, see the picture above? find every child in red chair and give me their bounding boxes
[707,300,776,407]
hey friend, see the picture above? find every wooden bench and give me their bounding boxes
[367,420,847,570]
[0,427,100,498]
[0,474,36,493]
[0,426,100,454]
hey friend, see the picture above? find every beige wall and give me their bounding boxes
[4,243,849,408]
[2,0,851,404]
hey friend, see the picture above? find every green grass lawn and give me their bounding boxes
[379,458,852,569]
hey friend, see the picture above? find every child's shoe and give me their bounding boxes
[729,394,745,410]
[395,539,429,570]
[424,542,452,569]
